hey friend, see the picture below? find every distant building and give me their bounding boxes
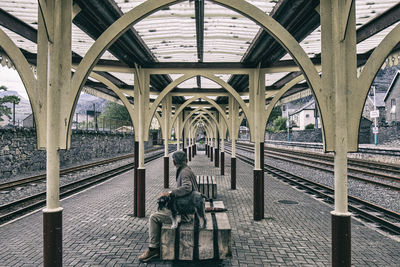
[289,100,320,130]
[239,126,249,140]
[384,71,399,125]
[116,126,133,133]
[22,113,35,128]
[359,117,373,144]
[363,89,386,125]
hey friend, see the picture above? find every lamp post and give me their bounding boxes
[368,86,379,145]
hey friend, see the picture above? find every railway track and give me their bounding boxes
[263,140,400,157]
[225,148,400,236]
[232,142,400,191]
[0,146,167,191]
[0,146,175,224]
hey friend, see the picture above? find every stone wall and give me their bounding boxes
[265,129,323,143]
[265,125,399,146]
[0,128,150,181]
[377,124,400,145]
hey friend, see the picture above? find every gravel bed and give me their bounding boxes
[233,148,400,214]
[0,149,165,206]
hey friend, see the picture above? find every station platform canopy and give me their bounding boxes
[0,0,399,105]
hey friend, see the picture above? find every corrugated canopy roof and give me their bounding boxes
[0,0,399,103]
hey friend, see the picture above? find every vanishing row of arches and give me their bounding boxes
[0,1,399,266]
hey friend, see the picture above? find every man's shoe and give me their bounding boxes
[138,248,159,262]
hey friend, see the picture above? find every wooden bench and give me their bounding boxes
[196,175,217,199]
[160,201,231,261]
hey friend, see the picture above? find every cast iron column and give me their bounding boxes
[220,151,224,175]
[214,135,219,167]
[134,141,139,216]
[260,142,264,216]
[210,143,213,162]
[163,156,169,188]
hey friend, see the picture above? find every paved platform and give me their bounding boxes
[0,151,399,266]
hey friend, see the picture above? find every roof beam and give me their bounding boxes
[195,0,204,63]
[356,2,400,43]
[0,8,37,42]
[271,4,400,90]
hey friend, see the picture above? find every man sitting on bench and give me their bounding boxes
[138,151,199,262]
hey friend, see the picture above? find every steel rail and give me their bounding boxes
[225,148,400,236]
[0,146,166,191]
[0,148,175,224]
[232,142,400,189]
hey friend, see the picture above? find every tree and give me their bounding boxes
[305,123,314,130]
[0,85,20,122]
[266,116,287,133]
[269,106,282,122]
[101,102,131,122]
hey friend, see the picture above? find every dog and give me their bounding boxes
[157,191,207,229]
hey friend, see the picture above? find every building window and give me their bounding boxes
[391,99,396,113]
[305,114,310,118]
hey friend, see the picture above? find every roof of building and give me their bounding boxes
[384,71,400,101]
[290,100,315,116]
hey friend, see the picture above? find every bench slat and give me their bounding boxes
[161,201,231,260]
[196,175,217,199]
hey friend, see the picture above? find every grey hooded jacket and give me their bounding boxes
[171,165,198,198]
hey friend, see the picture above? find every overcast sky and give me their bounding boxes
[0,66,29,100]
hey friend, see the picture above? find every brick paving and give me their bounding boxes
[0,150,399,266]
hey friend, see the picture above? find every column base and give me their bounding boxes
[210,147,213,162]
[164,157,169,189]
[188,147,192,161]
[231,157,236,190]
[43,208,63,267]
[137,168,146,218]
[253,169,264,221]
[134,141,139,217]
[220,151,225,175]
[214,148,219,167]
[332,212,351,267]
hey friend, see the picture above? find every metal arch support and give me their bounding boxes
[214,0,321,93]
[148,72,250,134]
[181,108,221,138]
[154,111,163,137]
[188,114,216,138]
[0,28,44,147]
[161,96,172,140]
[77,71,135,131]
[69,0,321,137]
[169,94,230,138]
[191,116,214,142]
[70,0,321,97]
[349,23,400,151]
[263,75,305,126]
